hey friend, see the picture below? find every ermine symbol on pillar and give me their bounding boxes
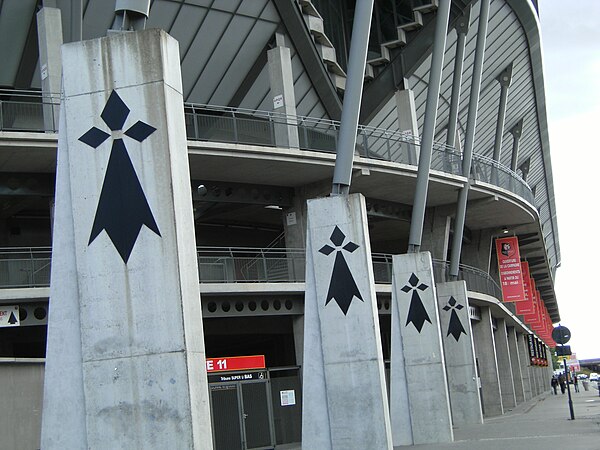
[79,90,161,263]
[401,273,431,332]
[443,296,466,341]
[319,225,363,315]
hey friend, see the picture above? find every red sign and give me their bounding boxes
[206,355,266,373]
[495,237,526,302]
[516,272,535,315]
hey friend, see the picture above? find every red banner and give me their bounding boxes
[495,237,526,302]
[206,355,266,373]
[516,272,535,315]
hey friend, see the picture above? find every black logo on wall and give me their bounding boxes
[401,273,431,332]
[319,226,363,315]
[79,90,161,263]
[443,296,467,341]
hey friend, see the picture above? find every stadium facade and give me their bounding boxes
[0,0,560,448]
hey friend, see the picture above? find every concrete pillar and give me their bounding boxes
[391,252,453,445]
[494,318,517,409]
[303,193,393,449]
[293,315,304,367]
[460,228,493,273]
[36,7,63,131]
[420,207,452,261]
[472,306,503,416]
[437,281,483,426]
[395,89,419,164]
[41,30,213,449]
[507,326,526,403]
[516,332,533,400]
[268,33,299,149]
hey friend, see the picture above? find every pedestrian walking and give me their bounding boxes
[551,376,558,395]
[573,374,579,392]
[559,375,566,394]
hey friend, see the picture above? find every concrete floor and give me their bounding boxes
[280,382,600,449]
[408,381,600,450]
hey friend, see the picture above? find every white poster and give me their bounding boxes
[280,389,296,406]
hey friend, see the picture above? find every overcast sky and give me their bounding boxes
[539,1,600,360]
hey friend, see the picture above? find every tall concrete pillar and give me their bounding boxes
[41,30,213,449]
[36,7,63,131]
[293,315,304,367]
[472,306,503,416]
[391,252,453,445]
[302,193,393,449]
[437,281,483,426]
[395,89,419,164]
[507,326,526,403]
[268,33,299,149]
[516,332,532,400]
[420,207,452,261]
[460,228,493,272]
[494,318,517,409]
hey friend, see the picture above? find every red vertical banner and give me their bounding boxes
[516,272,535,315]
[495,237,526,302]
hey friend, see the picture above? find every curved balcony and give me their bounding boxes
[0,90,534,206]
[0,246,501,300]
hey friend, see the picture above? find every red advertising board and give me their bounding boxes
[495,237,526,302]
[516,272,535,315]
[206,355,266,373]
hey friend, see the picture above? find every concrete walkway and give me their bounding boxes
[407,382,600,450]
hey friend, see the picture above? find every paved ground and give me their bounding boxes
[408,382,600,450]
[282,382,600,449]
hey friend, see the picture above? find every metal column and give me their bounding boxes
[492,63,514,162]
[407,0,452,251]
[449,0,491,279]
[331,0,375,195]
[446,8,471,148]
[510,119,524,171]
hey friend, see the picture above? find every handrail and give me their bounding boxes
[0,246,502,299]
[0,90,533,205]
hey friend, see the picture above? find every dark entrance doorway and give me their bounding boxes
[210,375,275,450]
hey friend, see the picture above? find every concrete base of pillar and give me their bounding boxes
[302,194,392,449]
[437,281,483,426]
[41,30,213,449]
[390,252,453,445]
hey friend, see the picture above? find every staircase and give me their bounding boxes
[297,0,440,90]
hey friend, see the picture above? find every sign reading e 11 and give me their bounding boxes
[206,355,266,373]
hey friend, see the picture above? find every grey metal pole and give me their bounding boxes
[445,9,471,148]
[407,0,452,251]
[510,119,523,171]
[492,64,513,162]
[449,0,491,279]
[331,0,375,195]
[72,0,83,41]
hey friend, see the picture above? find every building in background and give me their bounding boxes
[0,0,559,448]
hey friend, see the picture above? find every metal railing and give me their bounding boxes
[0,91,533,204]
[0,246,501,299]
[0,247,52,288]
[0,90,59,133]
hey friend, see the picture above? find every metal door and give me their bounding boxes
[240,381,274,449]
[210,380,275,450]
[210,384,244,450]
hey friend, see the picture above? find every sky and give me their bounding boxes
[539,1,600,360]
